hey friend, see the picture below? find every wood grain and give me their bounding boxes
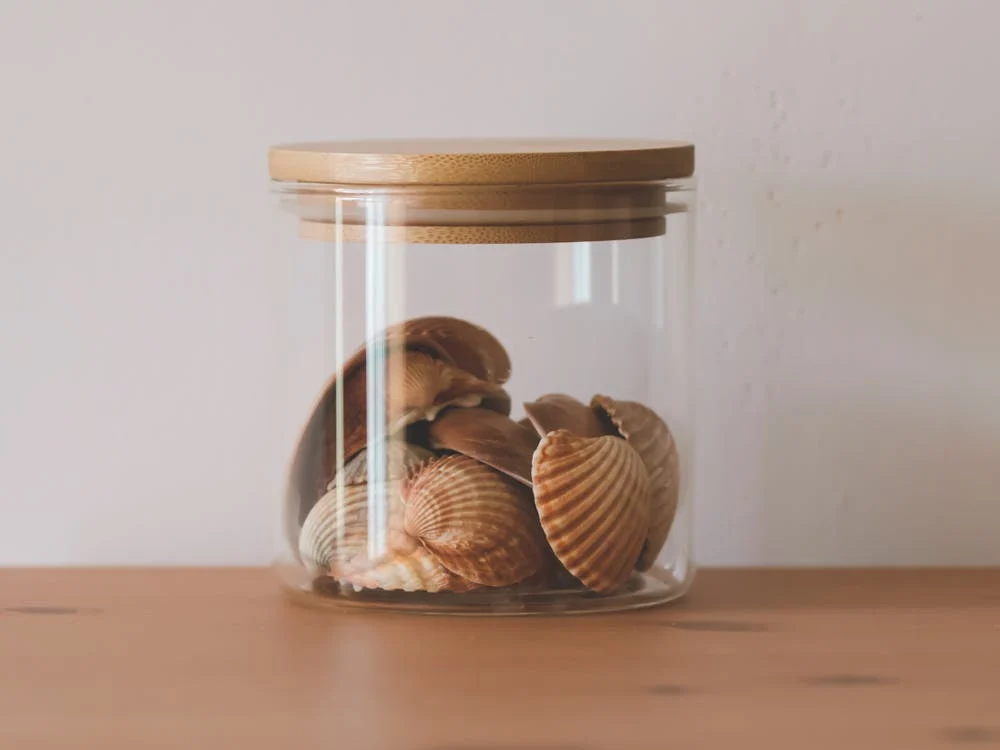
[297,216,668,244]
[271,139,693,243]
[268,138,695,185]
[1,568,998,749]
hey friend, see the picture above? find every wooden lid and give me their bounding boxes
[269,138,693,243]
[297,217,668,245]
[268,138,694,186]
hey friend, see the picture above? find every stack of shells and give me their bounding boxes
[287,316,680,595]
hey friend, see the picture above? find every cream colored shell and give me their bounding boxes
[298,480,474,593]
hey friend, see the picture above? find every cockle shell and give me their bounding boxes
[514,546,586,591]
[389,351,511,432]
[287,345,510,528]
[334,348,510,476]
[591,395,680,571]
[384,316,512,385]
[522,393,614,438]
[403,454,546,587]
[531,430,650,593]
[298,480,475,592]
[426,407,540,486]
[329,442,435,489]
[286,316,511,552]
[299,481,407,574]
[346,545,479,593]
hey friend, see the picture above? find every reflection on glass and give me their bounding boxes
[554,242,593,306]
[611,241,621,305]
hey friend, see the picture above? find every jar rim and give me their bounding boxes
[271,176,695,245]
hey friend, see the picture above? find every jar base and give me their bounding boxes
[276,563,692,616]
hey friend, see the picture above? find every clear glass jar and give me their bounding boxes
[269,139,695,615]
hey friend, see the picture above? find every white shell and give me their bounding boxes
[298,480,474,592]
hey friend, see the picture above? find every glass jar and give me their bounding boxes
[269,139,695,615]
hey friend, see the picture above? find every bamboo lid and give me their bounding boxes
[268,138,694,243]
[269,138,694,186]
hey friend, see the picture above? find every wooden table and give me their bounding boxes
[1,569,997,749]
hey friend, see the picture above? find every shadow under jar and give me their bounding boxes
[270,138,696,615]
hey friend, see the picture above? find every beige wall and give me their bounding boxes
[1,0,997,565]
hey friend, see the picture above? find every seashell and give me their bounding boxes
[286,315,511,542]
[523,393,614,438]
[299,479,475,592]
[383,316,512,385]
[283,345,403,535]
[286,345,510,530]
[403,454,547,587]
[531,430,650,593]
[332,348,509,471]
[344,545,479,593]
[426,407,540,486]
[299,481,414,575]
[591,395,680,570]
[513,547,586,591]
[387,351,511,433]
[328,442,435,489]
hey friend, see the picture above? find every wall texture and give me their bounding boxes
[2,0,998,565]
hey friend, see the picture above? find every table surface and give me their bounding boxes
[1,568,998,749]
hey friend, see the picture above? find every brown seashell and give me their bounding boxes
[513,547,586,591]
[287,345,511,530]
[341,349,509,464]
[328,442,435,489]
[283,345,408,533]
[523,393,614,438]
[384,316,512,385]
[391,351,512,430]
[531,430,650,593]
[426,408,540,486]
[299,480,474,592]
[403,454,546,587]
[286,316,511,538]
[591,395,680,570]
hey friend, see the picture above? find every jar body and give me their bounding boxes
[274,181,695,614]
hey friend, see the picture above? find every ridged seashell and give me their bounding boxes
[329,442,435,489]
[286,345,510,530]
[426,408,539,486]
[403,454,546,587]
[591,395,680,570]
[384,316,512,385]
[523,393,614,438]
[333,348,510,474]
[388,351,511,432]
[345,545,479,593]
[299,480,474,592]
[283,345,408,534]
[299,481,414,574]
[531,430,650,593]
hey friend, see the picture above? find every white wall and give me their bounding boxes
[2,0,998,566]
